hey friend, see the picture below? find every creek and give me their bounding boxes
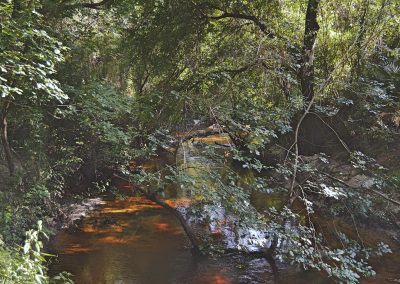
[48,134,399,284]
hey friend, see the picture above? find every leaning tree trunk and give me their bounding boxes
[299,0,320,103]
[1,101,15,176]
[130,181,204,256]
[145,193,204,256]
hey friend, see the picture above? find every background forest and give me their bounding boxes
[0,0,399,283]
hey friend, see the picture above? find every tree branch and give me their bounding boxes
[206,9,275,38]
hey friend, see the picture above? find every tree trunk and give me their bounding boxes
[299,0,320,103]
[1,101,15,176]
[155,198,204,256]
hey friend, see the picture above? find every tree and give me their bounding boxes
[0,0,67,175]
[299,0,320,103]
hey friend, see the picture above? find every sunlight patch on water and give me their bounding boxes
[62,244,93,254]
[82,223,128,234]
[207,274,233,284]
[97,235,142,244]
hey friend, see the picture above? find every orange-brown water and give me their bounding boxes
[49,194,399,284]
[48,196,320,284]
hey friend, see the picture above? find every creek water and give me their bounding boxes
[49,135,399,284]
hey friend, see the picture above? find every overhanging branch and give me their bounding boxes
[208,12,275,38]
[198,3,275,39]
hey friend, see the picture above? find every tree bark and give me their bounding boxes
[299,0,320,103]
[1,101,15,176]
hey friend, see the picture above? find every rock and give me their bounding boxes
[49,197,106,229]
[347,174,376,189]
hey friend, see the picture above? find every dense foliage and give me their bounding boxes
[0,0,399,283]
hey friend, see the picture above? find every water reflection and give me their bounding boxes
[48,197,281,284]
[49,197,399,283]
